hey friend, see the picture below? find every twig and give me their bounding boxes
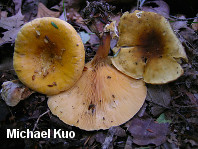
[137,0,147,9]
[168,15,198,21]
[84,135,91,146]
[33,109,50,131]
[175,105,198,108]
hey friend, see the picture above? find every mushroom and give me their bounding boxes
[13,17,85,95]
[48,33,147,131]
[111,11,187,84]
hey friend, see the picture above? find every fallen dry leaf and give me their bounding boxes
[146,84,172,116]
[170,15,188,32]
[88,132,106,145]
[112,126,127,137]
[22,0,38,21]
[13,0,22,13]
[79,31,90,44]
[60,0,85,10]
[179,27,198,44]
[1,80,34,106]
[37,2,60,18]
[141,0,170,18]
[128,117,169,146]
[110,13,121,27]
[0,9,24,46]
[170,15,198,45]
[66,8,84,24]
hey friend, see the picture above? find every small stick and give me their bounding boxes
[168,15,198,21]
[33,109,50,131]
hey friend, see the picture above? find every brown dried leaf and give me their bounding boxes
[0,9,24,46]
[179,27,198,44]
[170,15,188,31]
[88,132,106,145]
[170,15,198,46]
[0,80,34,106]
[146,85,171,116]
[13,0,22,13]
[37,2,60,18]
[141,0,170,18]
[128,117,169,146]
[59,0,84,10]
[66,8,84,24]
[22,0,38,21]
[113,126,127,137]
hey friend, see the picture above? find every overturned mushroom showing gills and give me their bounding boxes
[14,17,85,95]
[111,11,187,84]
[48,33,147,131]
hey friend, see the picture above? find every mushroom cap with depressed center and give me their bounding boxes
[14,17,85,95]
[111,10,187,84]
[48,33,147,131]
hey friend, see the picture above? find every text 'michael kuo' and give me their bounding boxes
[7,129,75,139]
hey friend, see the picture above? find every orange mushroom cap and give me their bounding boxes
[13,17,85,95]
[111,11,187,84]
[48,33,147,130]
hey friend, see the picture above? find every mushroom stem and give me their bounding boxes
[48,30,147,131]
[91,33,111,64]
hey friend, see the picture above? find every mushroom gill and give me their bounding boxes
[48,33,147,131]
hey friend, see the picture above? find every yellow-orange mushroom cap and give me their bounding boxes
[111,11,187,84]
[14,17,85,95]
[48,33,147,131]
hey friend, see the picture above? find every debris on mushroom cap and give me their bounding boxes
[104,21,118,39]
[111,10,188,84]
[1,80,34,106]
[48,33,147,131]
[13,17,85,95]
